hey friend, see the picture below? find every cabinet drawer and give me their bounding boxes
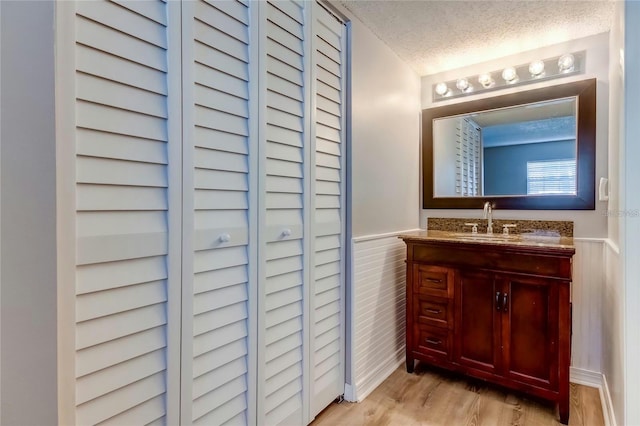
[414,295,451,329]
[414,325,451,359]
[414,265,453,298]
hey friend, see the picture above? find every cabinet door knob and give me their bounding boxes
[282,228,292,238]
[219,233,231,243]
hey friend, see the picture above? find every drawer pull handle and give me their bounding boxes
[496,291,502,311]
[426,338,442,345]
[503,293,509,312]
[425,308,441,314]
[425,278,442,284]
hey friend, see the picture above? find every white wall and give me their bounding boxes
[622,1,640,424]
[420,33,610,238]
[602,2,625,424]
[349,14,421,237]
[0,1,58,424]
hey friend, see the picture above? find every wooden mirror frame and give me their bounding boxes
[422,78,596,210]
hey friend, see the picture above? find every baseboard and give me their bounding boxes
[351,349,404,402]
[601,373,617,426]
[570,368,616,426]
[570,367,602,387]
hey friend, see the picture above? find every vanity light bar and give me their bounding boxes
[432,51,586,102]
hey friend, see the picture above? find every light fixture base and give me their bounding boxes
[432,50,586,102]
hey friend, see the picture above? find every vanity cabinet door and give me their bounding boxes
[499,275,559,390]
[454,270,502,375]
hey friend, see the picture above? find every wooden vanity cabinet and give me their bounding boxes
[403,238,574,424]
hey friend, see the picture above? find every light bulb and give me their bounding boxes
[558,53,575,73]
[529,60,545,77]
[501,67,519,83]
[435,82,449,96]
[478,73,494,88]
[456,78,470,92]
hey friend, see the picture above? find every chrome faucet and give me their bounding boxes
[483,201,494,234]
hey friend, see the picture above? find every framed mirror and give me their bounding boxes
[422,78,596,209]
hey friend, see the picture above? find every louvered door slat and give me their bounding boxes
[111,0,167,25]
[268,4,304,40]
[183,0,254,424]
[194,44,248,83]
[76,326,166,378]
[70,2,172,423]
[76,44,167,95]
[203,0,248,25]
[76,128,168,164]
[76,348,166,405]
[193,303,248,338]
[195,0,249,44]
[76,372,165,425]
[98,394,165,426]
[317,52,341,78]
[193,394,247,426]
[76,0,167,48]
[195,20,249,63]
[269,0,304,25]
[76,256,166,294]
[76,280,167,322]
[76,16,167,72]
[192,338,247,377]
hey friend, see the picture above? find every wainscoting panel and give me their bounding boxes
[571,239,605,374]
[348,231,418,401]
[602,240,623,426]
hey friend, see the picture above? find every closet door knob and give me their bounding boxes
[282,229,292,238]
[219,233,231,243]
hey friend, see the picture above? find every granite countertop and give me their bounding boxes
[398,229,575,251]
[426,217,574,237]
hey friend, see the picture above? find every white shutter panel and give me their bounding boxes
[181,0,256,425]
[72,1,175,424]
[455,118,481,196]
[310,2,346,417]
[258,1,309,425]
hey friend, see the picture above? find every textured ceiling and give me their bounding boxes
[339,0,615,76]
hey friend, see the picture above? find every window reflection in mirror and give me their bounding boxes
[433,97,577,198]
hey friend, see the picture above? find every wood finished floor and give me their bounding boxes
[312,364,604,426]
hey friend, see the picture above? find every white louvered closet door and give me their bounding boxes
[181,0,257,425]
[61,1,346,424]
[67,0,181,424]
[258,1,309,425]
[310,2,347,418]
